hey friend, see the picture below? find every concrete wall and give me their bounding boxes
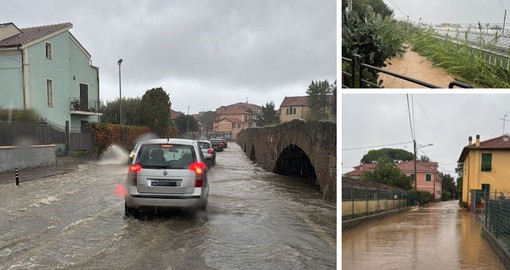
[237,119,336,199]
[342,199,407,219]
[0,145,56,172]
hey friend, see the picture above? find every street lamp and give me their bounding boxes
[414,141,434,189]
[187,106,190,138]
[118,59,123,126]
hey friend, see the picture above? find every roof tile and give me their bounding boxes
[0,22,72,47]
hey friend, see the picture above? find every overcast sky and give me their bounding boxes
[0,0,335,114]
[383,0,510,25]
[342,94,510,178]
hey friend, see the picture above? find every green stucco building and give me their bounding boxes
[0,22,101,129]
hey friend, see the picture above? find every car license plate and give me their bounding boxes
[151,180,178,187]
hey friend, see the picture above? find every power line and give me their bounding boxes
[498,0,506,9]
[342,141,413,151]
[387,0,406,16]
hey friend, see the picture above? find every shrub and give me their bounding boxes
[408,189,432,206]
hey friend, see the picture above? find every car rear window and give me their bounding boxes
[136,144,196,169]
[198,142,210,149]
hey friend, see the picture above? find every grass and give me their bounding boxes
[409,28,510,88]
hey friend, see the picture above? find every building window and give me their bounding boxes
[426,174,432,181]
[46,43,52,59]
[409,173,415,180]
[481,153,492,172]
[46,79,54,107]
[293,107,296,114]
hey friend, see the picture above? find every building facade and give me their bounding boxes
[0,22,101,128]
[459,134,510,208]
[345,160,443,200]
[278,95,334,123]
[213,102,261,140]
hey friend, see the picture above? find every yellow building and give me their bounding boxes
[458,134,510,208]
[279,96,310,123]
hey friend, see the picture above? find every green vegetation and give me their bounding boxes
[342,4,410,86]
[100,97,143,125]
[360,148,414,164]
[361,158,412,190]
[408,189,433,206]
[174,114,199,137]
[409,28,510,88]
[0,108,45,124]
[140,87,172,138]
[256,101,280,127]
[306,80,334,121]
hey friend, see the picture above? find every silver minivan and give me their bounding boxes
[124,138,209,216]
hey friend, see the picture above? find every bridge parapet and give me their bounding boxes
[237,119,336,199]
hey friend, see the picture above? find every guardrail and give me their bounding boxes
[341,54,473,89]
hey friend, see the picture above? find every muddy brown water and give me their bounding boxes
[380,50,457,88]
[342,200,504,270]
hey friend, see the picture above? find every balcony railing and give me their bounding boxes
[69,97,101,115]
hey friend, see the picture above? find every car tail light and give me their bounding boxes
[207,149,214,154]
[189,162,206,187]
[129,164,142,173]
[127,163,142,185]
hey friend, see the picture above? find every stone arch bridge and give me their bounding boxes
[237,119,336,199]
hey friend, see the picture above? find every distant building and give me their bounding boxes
[278,95,334,123]
[213,102,261,140]
[458,134,510,209]
[344,160,443,200]
[0,22,101,128]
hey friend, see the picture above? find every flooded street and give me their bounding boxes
[343,200,503,270]
[380,50,456,88]
[0,143,336,269]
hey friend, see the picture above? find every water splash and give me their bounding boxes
[98,144,129,165]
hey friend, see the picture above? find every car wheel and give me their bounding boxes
[125,203,136,217]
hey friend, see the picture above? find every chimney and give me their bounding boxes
[476,134,480,147]
[468,136,472,145]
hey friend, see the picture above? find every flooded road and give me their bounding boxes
[380,50,457,88]
[342,200,503,270]
[0,143,336,269]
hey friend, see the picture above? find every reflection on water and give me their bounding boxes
[342,200,504,270]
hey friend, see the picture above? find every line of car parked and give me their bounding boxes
[124,137,228,217]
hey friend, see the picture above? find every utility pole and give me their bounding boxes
[414,140,417,189]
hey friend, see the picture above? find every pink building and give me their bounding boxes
[345,161,443,200]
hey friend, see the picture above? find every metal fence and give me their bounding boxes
[341,54,473,89]
[342,186,407,221]
[484,192,510,252]
[0,121,93,152]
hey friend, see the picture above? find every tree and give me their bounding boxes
[198,111,216,133]
[419,155,430,162]
[330,81,337,121]
[100,98,143,125]
[140,87,171,138]
[306,80,332,120]
[360,148,414,164]
[256,101,280,126]
[341,0,394,19]
[361,158,412,190]
[174,114,199,136]
[441,174,457,200]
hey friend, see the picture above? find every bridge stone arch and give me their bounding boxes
[274,144,317,183]
[237,119,336,199]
